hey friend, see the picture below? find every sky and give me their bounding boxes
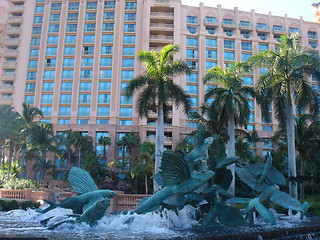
[181,0,317,22]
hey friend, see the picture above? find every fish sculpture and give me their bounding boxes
[41,167,116,215]
[132,151,214,214]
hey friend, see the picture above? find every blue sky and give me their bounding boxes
[181,0,317,22]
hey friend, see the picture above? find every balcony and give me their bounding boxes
[11,0,25,3]
[8,16,23,23]
[149,35,173,43]
[6,27,21,34]
[204,18,219,26]
[4,49,18,57]
[256,25,270,32]
[2,61,17,68]
[239,22,254,30]
[150,12,174,19]
[150,23,174,31]
[0,97,13,104]
[5,38,19,45]
[272,26,286,34]
[9,5,24,12]
[222,20,236,28]
[1,73,15,81]
[0,85,14,93]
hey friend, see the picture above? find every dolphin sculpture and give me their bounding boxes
[132,151,214,214]
[41,167,116,214]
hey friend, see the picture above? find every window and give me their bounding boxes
[206,38,217,47]
[104,12,115,20]
[186,49,198,58]
[119,120,132,126]
[65,35,77,44]
[58,119,70,124]
[259,68,267,75]
[41,106,52,116]
[80,70,93,79]
[25,83,36,92]
[97,106,110,116]
[79,94,91,104]
[51,3,62,10]
[78,119,89,124]
[100,69,112,79]
[223,29,233,36]
[262,125,273,131]
[242,76,253,86]
[47,36,59,44]
[83,46,94,55]
[190,97,198,107]
[84,23,95,32]
[186,38,198,47]
[42,82,54,91]
[206,50,217,59]
[224,40,235,49]
[35,6,44,13]
[101,46,113,54]
[46,47,57,56]
[308,31,317,39]
[124,13,135,21]
[29,49,39,57]
[99,81,111,91]
[187,26,197,34]
[59,106,71,116]
[32,27,41,34]
[78,106,90,116]
[31,38,41,46]
[240,21,251,27]
[121,58,134,68]
[121,70,134,79]
[125,2,136,10]
[64,46,76,55]
[102,23,114,31]
[24,95,34,104]
[206,61,217,70]
[187,16,198,24]
[187,61,198,70]
[102,34,114,43]
[85,12,96,20]
[82,58,94,67]
[43,70,55,79]
[60,94,72,103]
[263,140,273,148]
[119,107,132,117]
[104,1,115,9]
[28,60,38,68]
[61,82,72,91]
[186,85,198,95]
[101,58,112,66]
[241,53,251,61]
[124,24,135,32]
[241,31,251,38]
[63,58,75,67]
[273,25,285,32]
[86,1,97,9]
[258,44,268,52]
[249,112,255,122]
[83,35,95,43]
[187,73,198,82]
[120,95,132,104]
[66,24,77,32]
[50,14,60,22]
[248,100,254,110]
[224,51,235,61]
[62,70,74,79]
[97,119,109,124]
[33,16,43,24]
[98,94,110,103]
[288,27,299,33]
[258,33,268,41]
[309,41,317,49]
[222,19,235,25]
[96,132,108,141]
[67,13,78,21]
[205,17,217,23]
[241,42,252,51]
[79,82,92,91]
[256,23,267,29]
[123,47,135,55]
[121,82,128,91]
[123,35,135,44]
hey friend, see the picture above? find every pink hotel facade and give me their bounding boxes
[0,0,320,171]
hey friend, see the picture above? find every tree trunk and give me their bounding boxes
[285,103,298,199]
[300,158,304,201]
[7,142,14,180]
[227,117,236,196]
[154,104,164,192]
[145,175,148,195]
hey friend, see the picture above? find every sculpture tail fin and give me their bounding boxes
[40,199,58,213]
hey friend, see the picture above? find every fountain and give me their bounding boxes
[0,135,319,239]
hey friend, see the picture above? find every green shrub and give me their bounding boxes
[2,178,38,190]
[0,199,40,211]
[20,201,40,210]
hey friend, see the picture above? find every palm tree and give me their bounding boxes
[132,141,155,194]
[249,33,320,199]
[124,44,192,191]
[98,136,111,158]
[203,63,256,194]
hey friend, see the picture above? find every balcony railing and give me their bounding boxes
[9,5,24,12]
[150,12,174,17]
[1,73,15,80]
[149,35,174,41]
[5,38,19,44]
[0,85,14,92]
[6,27,21,34]
[2,61,17,67]
[0,97,13,104]
[150,23,174,29]
[8,16,23,22]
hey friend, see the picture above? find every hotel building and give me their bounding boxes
[0,0,319,177]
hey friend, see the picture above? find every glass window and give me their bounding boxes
[121,70,133,79]
[124,24,135,32]
[98,94,110,103]
[100,69,112,79]
[65,35,77,44]
[101,46,113,54]
[241,42,252,51]
[24,95,34,104]
[63,58,75,67]
[50,14,60,22]
[46,47,57,55]
[206,38,217,47]
[122,58,134,68]
[51,3,62,10]
[102,34,114,43]
[102,23,114,31]
[119,120,132,126]
[62,70,74,79]
[81,70,93,79]
[186,85,198,95]
[123,35,135,44]
[120,95,132,104]
[78,119,89,124]
[84,23,95,32]
[82,58,94,67]
[248,100,254,110]
[78,106,90,116]
[206,50,217,59]
[187,61,198,70]
[308,31,317,39]
[33,16,43,24]
[35,6,44,13]
[66,24,78,32]
[119,107,132,117]
[31,38,41,46]
[97,106,110,116]
[241,31,251,38]
[223,29,233,36]
[242,76,253,86]
[79,82,92,91]
[86,1,97,9]
[104,12,115,20]
[104,1,115,9]
[27,72,37,80]
[190,97,198,107]
[186,38,198,47]
[125,2,136,10]
[99,81,111,91]
[187,16,198,24]
[67,13,78,21]
[83,46,94,54]
[41,106,52,116]
[61,82,73,91]
[206,61,217,70]
[32,27,41,34]
[258,32,268,41]
[79,94,91,104]
[59,106,71,116]
[258,44,268,52]
[187,26,197,34]
[83,35,95,43]
[47,36,59,44]
[58,119,70,124]
[85,12,96,20]
[186,49,198,58]
[206,27,215,35]
[42,82,54,91]
[205,16,217,23]
[224,51,235,61]
[64,46,76,55]
[121,82,128,91]
[257,23,267,29]
[249,112,255,122]
[60,94,72,103]
[96,132,108,141]
[28,60,38,68]
[43,70,55,79]
[186,73,198,82]
[29,49,39,57]
[124,13,136,21]
[25,83,36,92]
[262,125,273,131]
[224,40,235,49]
[241,53,251,61]
[123,47,135,55]
[101,58,112,66]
